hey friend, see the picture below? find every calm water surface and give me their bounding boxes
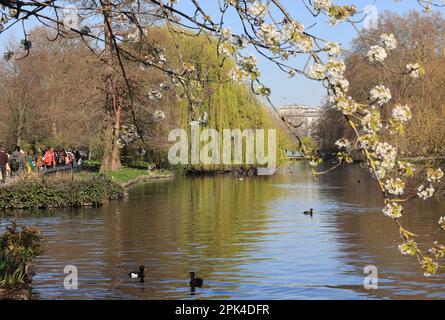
[1,163,445,300]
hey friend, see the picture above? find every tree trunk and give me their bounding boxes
[15,135,22,147]
[88,142,92,160]
[110,105,122,171]
[99,0,122,172]
[100,104,122,172]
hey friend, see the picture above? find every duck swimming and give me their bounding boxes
[189,272,204,288]
[129,265,145,282]
[303,209,314,216]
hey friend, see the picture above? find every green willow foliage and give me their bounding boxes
[140,28,293,170]
[182,31,290,148]
[0,176,124,209]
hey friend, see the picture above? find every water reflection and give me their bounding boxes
[1,163,445,299]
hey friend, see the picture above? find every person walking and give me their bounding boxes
[73,148,82,167]
[10,146,27,177]
[66,150,74,167]
[58,147,67,166]
[43,147,55,169]
[0,145,9,184]
[35,148,44,172]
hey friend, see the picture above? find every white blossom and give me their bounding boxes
[331,78,350,93]
[427,168,444,183]
[385,178,405,195]
[362,109,382,133]
[294,35,313,52]
[407,63,421,79]
[417,184,435,200]
[248,1,268,18]
[335,138,351,149]
[228,66,249,83]
[380,33,397,50]
[308,63,326,79]
[330,95,358,115]
[370,85,391,105]
[220,27,232,41]
[367,45,387,62]
[325,58,346,80]
[281,21,305,41]
[373,142,397,171]
[325,42,341,56]
[358,134,377,150]
[383,202,403,219]
[258,23,281,47]
[392,104,412,122]
[233,35,250,49]
[312,0,332,11]
[399,240,418,256]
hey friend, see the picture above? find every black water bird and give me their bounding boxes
[189,272,204,288]
[303,209,314,216]
[129,265,145,282]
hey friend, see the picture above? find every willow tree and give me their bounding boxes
[1,0,445,276]
[123,27,292,170]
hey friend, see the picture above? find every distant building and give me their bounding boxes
[278,104,322,136]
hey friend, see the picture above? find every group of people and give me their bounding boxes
[0,145,83,184]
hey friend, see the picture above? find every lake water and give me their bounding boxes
[1,163,445,300]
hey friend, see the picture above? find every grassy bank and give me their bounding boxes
[0,166,174,210]
[79,168,174,186]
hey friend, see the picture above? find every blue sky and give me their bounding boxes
[1,1,443,107]
[174,0,444,106]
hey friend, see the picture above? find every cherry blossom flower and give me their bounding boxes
[335,138,351,149]
[370,85,391,105]
[385,178,405,195]
[392,104,412,122]
[383,202,403,219]
[312,0,333,11]
[417,185,435,200]
[380,33,397,50]
[367,45,387,62]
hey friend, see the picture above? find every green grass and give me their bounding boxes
[103,168,149,184]
[82,160,101,166]
[78,167,173,184]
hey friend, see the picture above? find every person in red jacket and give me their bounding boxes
[43,147,56,169]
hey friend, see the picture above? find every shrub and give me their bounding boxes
[81,160,101,172]
[0,222,42,290]
[0,175,124,209]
